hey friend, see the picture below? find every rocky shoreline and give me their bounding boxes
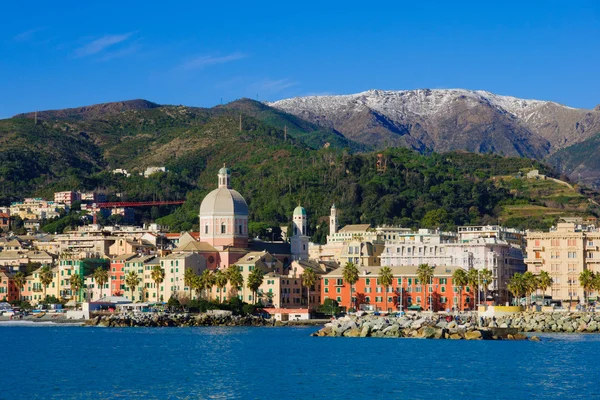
[85,311,270,328]
[312,311,600,340]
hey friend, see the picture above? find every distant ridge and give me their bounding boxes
[14,99,161,121]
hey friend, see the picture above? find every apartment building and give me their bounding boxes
[321,265,472,312]
[525,223,600,306]
[10,198,68,220]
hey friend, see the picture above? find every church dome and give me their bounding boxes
[293,205,307,217]
[200,188,248,216]
[218,166,230,175]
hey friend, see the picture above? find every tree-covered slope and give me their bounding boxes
[547,131,600,188]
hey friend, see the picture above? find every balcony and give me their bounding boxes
[531,244,544,251]
[525,258,544,264]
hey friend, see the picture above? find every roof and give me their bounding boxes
[199,187,248,216]
[0,213,9,218]
[338,224,371,233]
[293,205,306,216]
[249,240,291,255]
[218,165,230,175]
[92,295,132,304]
[323,264,465,278]
[178,241,218,252]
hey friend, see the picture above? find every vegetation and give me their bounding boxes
[319,298,341,316]
[416,264,434,310]
[342,262,359,310]
[301,267,317,311]
[13,272,25,301]
[247,269,265,304]
[151,265,165,302]
[213,270,228,303]
[93,267,109,299]
[579,270,596,305]
[227,265,244,299]
[69,273,83,304]
[379,266,393,312]
[39,265,54,301]
[125,271,141,302]
[507,273,525,306]
[452,269,468,310]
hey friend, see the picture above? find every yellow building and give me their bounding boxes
[525,223,600,306]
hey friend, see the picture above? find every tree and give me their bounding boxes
[379,266,393,312]
[416,263,434,311]
[227,264,244,299]
[301,267,317,311]
[537,270,553,305]
[93,267,109,300]
[507,273,525,306]
[39,265,54,300]
[69,273,83,305]
[184,268,198,298]
[214,270,228,303]
[467,269,481,306]
[247,269,264,304]
[200,269,215,300]
[125,271,141,302]
[523,271,538,308]
[579,270,595,307]
[452,269,468,311]
[13,271,26,301]
[342,262,359,310]
[151,265,165,302]
[479,268,493,305]
[319,298,340,316]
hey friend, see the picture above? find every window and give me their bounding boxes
[365,278,370,285]
[324,278,329,285]
[397,278,402,285]
[336,279,343,286]
[336,296,342,302]
[324,288,329,293]
[415,287,422,293]
[336,287,341,293]
[441,286,446,293]
[568,251,576,259]
[205,225,209,234]
[551,239,560,247]
[365,296,370,303]
[239,225,243,235]
[376,287,382,293]
[221,223,226,234]
[375,296,382,303]
[439,278,447,285]
[365,287,371,293]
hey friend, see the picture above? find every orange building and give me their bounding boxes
[0,270,19,302]
[321,265,473,312]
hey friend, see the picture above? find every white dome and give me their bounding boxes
[200,187,249,216]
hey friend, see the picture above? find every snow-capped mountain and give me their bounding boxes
[268,89,600,158]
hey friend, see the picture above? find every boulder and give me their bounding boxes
[449,333,462,340]
[360,325,371,338]
[422,327,436,339]
[464,331,482,340]
[344,328,362,337]
[530,336,541,342]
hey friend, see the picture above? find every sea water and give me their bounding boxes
[2,325,599,399]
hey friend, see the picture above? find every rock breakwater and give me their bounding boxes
[86,311,269,328]
[482,311,600,333]
[312,314,534,340]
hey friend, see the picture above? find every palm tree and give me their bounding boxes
[537,270,553,306]
[214,270,228,303]
[151,265,165,303]
[39,265,54,300]
[452,269,468,311]
[184,268,198,299]
[200,269,215,300]
[467,269,480,306]
[301,267,317,311]
[342,262,359,310]
[416,263,434,311]
[13,271,26,301]
[507,273,525,306]
[227,264,244,299]
[479,268,493,305]
[247,269,264,304]
[579,270,596,307]
[523,271,538,308]
[379,266,393,312]
[93,267,109,300]
[69,273,83,305]
[125,271,141,302]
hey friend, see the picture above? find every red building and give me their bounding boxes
[110,255,135,296]
[321,265,473,312]
[0,271,19,302]
[0,213,10,230]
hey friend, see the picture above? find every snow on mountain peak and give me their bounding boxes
[268,89,573,121]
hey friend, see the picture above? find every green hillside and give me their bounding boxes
[1,99,596,237]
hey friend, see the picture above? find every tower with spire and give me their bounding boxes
[291,203,309,260]
[329,203,338,236]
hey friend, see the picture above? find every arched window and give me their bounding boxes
[205,224,209,234]
[221,223,226,234]
[239,224,243,235]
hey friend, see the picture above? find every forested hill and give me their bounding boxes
[0,98,591,237]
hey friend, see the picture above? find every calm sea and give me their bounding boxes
[2,324,599,399]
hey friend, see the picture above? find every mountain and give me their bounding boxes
[547,132,600,187]
[268,89,600,158]
[2,97,585,234]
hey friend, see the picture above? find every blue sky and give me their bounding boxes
[1,1,599,118]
